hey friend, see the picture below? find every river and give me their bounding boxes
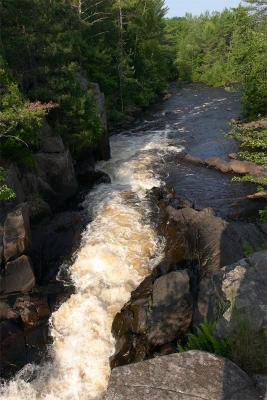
[0,84,256,399]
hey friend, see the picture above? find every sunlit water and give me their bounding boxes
[0,126,183,400]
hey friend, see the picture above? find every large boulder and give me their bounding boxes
[1,255,35,294]
[3,203,31,262]
[106,351,260,400]
[148,271,193,346]
[111,270,193,367]
[0,320,27,377]
[211,250,267,336]
[0,294,51,378]
[36,149,78,204]
[165,206,267,276]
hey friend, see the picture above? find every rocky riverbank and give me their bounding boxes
[106,84,267,399]
[0,82,111,378]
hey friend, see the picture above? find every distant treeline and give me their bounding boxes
[0,0,266,178]
[166,0,267,119]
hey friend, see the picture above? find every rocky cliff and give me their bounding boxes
[0,81,111,377]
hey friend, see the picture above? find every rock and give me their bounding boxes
[38,121,65,153]
[165,206,267,276]
[31,211,85,284]
[13,296,50,329]
[3,203,31,262]
[205,156,266,177]
[89,82,110,161]
[184,153,205,165]
[0,302,18,321]
[253,375,267,400]
[4,163,26,205]
[148,271,193,346]
[0,225,4,267]
[229,152,239,160]
[106,351,260,400]
[0,320,27,377]
[76,69,89,92]
[229,159,265,176]
[0,300,50,378]
[212,250,267,337]
[182,154,266,177]
[75,162,111,186]
[27,197,52,224]
[247,191,267,200]
[36,149,78,204]
[1,255,35,294]
[111,271,193,366]
[205,156,231,173]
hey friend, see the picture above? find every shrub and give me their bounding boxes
[177,319,231,358]
[177,318,267,373]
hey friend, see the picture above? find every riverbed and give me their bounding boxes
[0,83,260,400]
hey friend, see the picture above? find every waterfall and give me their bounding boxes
[0,127,183,400]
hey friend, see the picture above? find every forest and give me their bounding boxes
[0,0,266,199]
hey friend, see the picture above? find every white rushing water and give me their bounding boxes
[0,126,183,400]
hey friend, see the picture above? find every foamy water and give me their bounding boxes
[0,127,183,400]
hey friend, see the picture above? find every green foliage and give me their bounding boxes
[0,55,49,165]
[232,175,267,186]
[0,0,172,161]
[230,7,267,119]
[259,207,267,221]
[0,168,16,201]
[239,151,267,166]
[243,240,267,256]
[177,319,231,358]
[167,4,267,119]
[228,320,267,374]
[177,318,267,373]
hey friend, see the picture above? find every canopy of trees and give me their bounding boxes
[0,0,172,165]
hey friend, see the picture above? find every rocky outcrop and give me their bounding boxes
[0,291,54,378]
[211,250,267,337]
[111,269,192,368]
[148,271,193,347]
[0,204,35,295]
[111,200,267,368]
[32,121,78,205]
[3,255,35,294]
[183,153,267,178]
[106,351,261,400]
[164,205,267,276]
[3,203,31,262]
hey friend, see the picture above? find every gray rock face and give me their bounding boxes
[211,250,267,336]
[38,121,65,153]
[3,203,31,262]
[148,271,192,346]
[165,206,267,277]
[111,270,193,367]
[106,351,260,400]
[27,197,52,224]
[4,163,26,206]
[36,149,78,203]
[89,82,110,161]
[253,375,267,400]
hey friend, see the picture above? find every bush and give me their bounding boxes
[177,319,231,358]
